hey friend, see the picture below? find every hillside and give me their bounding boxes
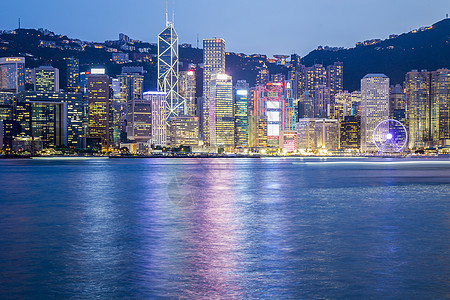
[301,18,450,91]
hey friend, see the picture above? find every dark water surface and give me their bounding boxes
[0,157,449,299]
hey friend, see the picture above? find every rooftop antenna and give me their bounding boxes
[18,18,21,29]
[197,33,199,48]
[165,1,169,26]
[172,0,175,25]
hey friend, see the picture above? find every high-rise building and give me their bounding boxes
[334,91,352,121]
[405,70,432,149]
[340,115,361,151]
[327,62,344,100]
[256,63,269,86]
[0,57,25,93]
[406,69,450,149]
[158,16,184,119]
[296,118,316,150]
[351,90,362,116]
[279,130,297,153]
[234,80,249,148]
[389,84,405,117]
[118,74,144,103]
[284,80,296,131]
[306,64,326,95]
[314,85,331,118]
[144,91,166,146]
[314,118,339,150]
[248,115,267,148]
[298,91,314,119]
[29,101,67,147]
[431,69,450,144]
[25,91,84,148]
[66,57,79,91]
[33,66,60,92]
[360,74,389,152]
[169,116,199,147]
[179,70,196,116]
[209,73,234,148]
[202,38,225,145]
[126,97,152,142]
[87,74,110,149]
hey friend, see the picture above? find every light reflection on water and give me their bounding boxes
[0,158,449,298]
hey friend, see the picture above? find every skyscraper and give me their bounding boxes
[431,69,450,143]
[126,97,152,142]
[202,38,225,145]
[234,80,249,148]
[66,57,79,91]
[0,57,25,93]
[179,70,196,116]
[326,61,344,100]
[360,74,389,152]
[209,73,234,148]
[144,91,166,146]
[87,74,110,149]
[405,71,431,149]
[158,15,184,119]
[169,116,199,147]
[256,63,269,86]
[33,66,59,92]
[405,69,450,149]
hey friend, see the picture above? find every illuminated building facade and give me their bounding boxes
[66,57,79,91]
[30,101,67,147]
[179,70,196,116]
[284,80,296,131]
[234,80,249,147]
[314,118,339,150]
[296,118,316,150]
[306,64,326,95]
[169,116,199,147]
[209,73,234,148]
[432,69,450,144]
[340,116,361,150]
[389,84,405,117]
[264,82,285,147]
[33,66,59,92]
[25,91,84,147]
[334,91,352,121]
[0,57,25,93]
[405,71,431,149]
[87,74,110,149]
[327,61,344,99]
[118,74,144,103]
[202,38,225,145]
[279,130,297,152]
[144,91,166,146]
[126,97,152,142]
[351,90,362,116]
[314,85,331,118]
[248,115,267,148]
[256,63,269,86]
[361,74,389,152]
[298,91,314,119]
[158,16,184,119]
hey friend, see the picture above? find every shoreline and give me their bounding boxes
[1,154,449,160]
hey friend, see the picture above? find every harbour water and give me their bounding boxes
[0,157,449,298]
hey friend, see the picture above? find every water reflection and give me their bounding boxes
[0,158,450,299]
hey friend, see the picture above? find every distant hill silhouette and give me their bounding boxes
[301,18,450,91]
[0,19,449,92]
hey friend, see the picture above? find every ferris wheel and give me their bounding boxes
[373,119,408,153]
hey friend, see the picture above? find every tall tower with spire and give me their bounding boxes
[157,5,185,120]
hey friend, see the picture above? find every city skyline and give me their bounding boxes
[1,0,449,57]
